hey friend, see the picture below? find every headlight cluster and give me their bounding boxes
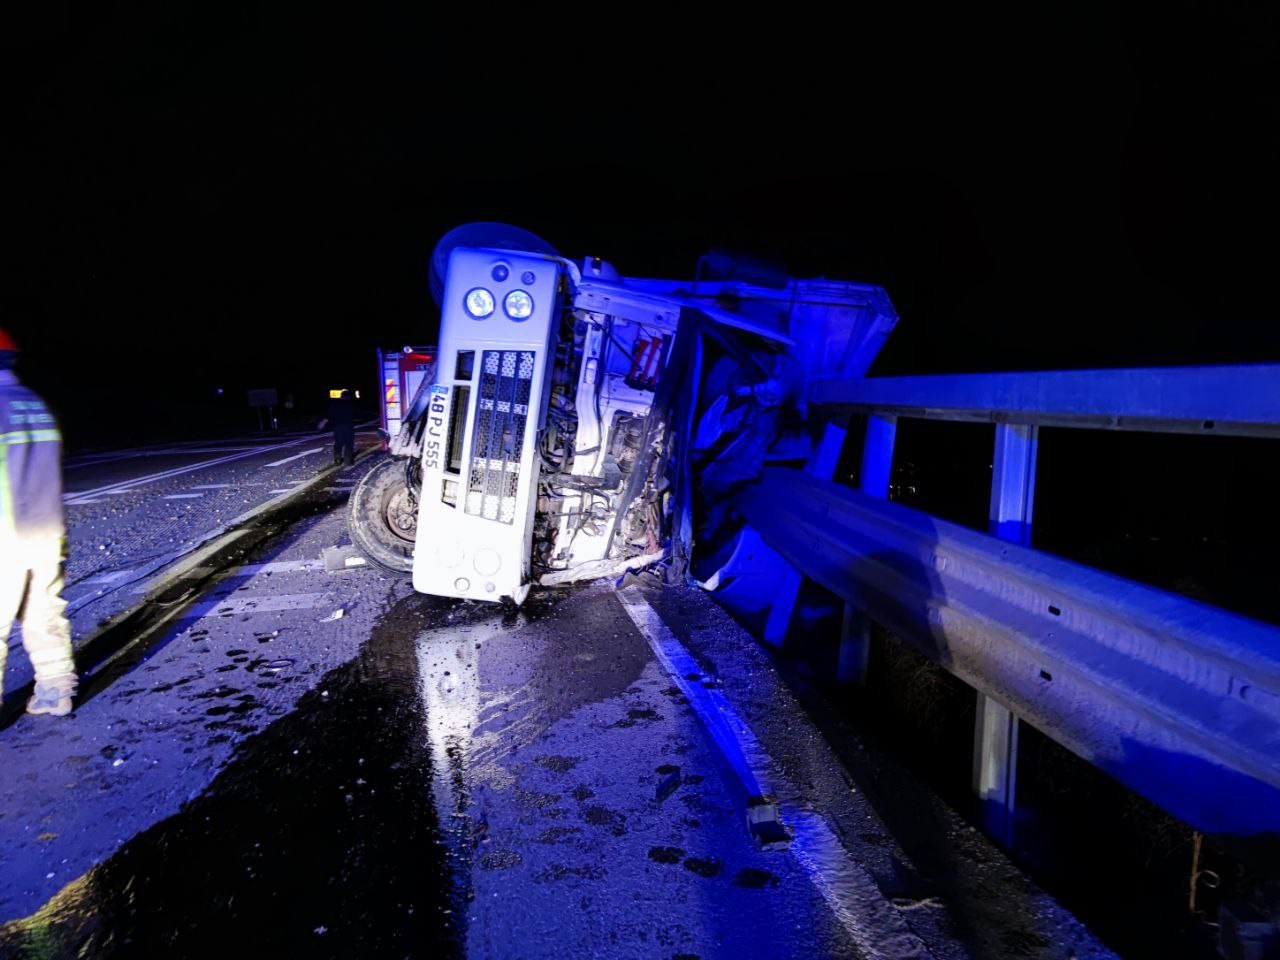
[464,284,534,321]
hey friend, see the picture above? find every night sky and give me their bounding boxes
[2,5,1277,448]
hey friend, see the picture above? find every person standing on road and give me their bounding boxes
[0,329,78,716]
[318,387,356,467]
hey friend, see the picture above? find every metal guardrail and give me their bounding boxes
[734,364,1280,838]
[736,469,1280,836]
[809,364,1280,437]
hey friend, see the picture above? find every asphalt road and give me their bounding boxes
[1,430,378,707]
[0,440,1119,959]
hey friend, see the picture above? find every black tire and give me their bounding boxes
[349,457,419,573]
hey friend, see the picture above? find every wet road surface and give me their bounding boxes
[0,466,408,925]
[1,593,459,959]
[1,470,1120,959]
[63,434,335,502]
[2,432,376,712]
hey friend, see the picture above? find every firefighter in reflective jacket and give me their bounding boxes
[0,329,77,716]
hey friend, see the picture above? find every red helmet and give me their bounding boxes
[0,329,16,352]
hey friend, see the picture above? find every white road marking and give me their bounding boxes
[269,488,294,494]
[265,447,324,467]
[190,483,233,489]
[84,569,136,586]
[65,445,267,468]
[64,436,320,502]
[233,559,325,575]
[133,570,212,594]
[64,498,102,506]
[205,593,330,615]
[163,493,204,500]
[617,589,932,960]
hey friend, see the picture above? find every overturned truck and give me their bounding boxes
[348,223,898,604]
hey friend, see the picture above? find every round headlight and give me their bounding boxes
[504,289,534,320]
[465,288,495,319]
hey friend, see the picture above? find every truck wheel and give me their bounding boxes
[349,457,418,573]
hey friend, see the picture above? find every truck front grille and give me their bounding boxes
[465,350,535,523]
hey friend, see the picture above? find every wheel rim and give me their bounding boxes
[382,485,418,545]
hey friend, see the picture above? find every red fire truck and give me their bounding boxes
[376,345,436,448]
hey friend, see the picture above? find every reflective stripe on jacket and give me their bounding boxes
[0,370,64,540]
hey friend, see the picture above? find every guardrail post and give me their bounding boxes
[836,414,898,682]
[859,413,897,500]
[763,416,849,646]
[974,422,1038,846]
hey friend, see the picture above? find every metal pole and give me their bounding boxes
[859,414,897,499]
[763,416,849,646]
[836,414,898,682]
[974,422,1038,847]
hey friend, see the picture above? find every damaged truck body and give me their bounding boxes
[347,222,898,604]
